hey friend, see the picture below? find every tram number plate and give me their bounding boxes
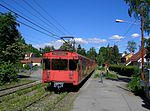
[54,82,64,89]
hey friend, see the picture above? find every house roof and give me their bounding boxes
[126,49,146,65]
[21,57,42,64]
[25,53,33,57]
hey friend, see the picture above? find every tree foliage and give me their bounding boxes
[0,12,25,64]
[41,46,55,54]
[59,41,75,52]
[86,47,97,60]
[127,40,137,53]
[25,44,41,57]
[0,62,17,85]
[77,44,86,56]
[97,45,121,65]
[0,12,26,84]
[124,0,150,34]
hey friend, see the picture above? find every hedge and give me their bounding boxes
[109,65,140,77]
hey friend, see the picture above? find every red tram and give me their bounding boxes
[42,50,97,88]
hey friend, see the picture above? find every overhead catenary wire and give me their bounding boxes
[17,20,60,40]
[33,0,73,35]
[0,3,73,49]
[0,3,60,40]
[10,0,60,36]
[22,0,66,35]
[115,20,137,44]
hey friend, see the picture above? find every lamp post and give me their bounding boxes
[116,19,145,81]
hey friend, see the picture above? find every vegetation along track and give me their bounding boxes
[0,80,36,91]
[0,82,78,111]
[24,91,77,111]
[0,80,41,97]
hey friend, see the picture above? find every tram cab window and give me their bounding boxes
[52,59,68,70]
[69,60,78,70]
[43,59,50,70]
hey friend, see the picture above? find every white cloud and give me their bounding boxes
[74,37,106,44]
[87,37,107,43]
[109,35,124,40]
[145,36,150,39]
[33,37,107,50]
[131,33,140,38]
[74,38,88,44]
[33,40,63,49]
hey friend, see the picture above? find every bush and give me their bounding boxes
[97,66,105,70]
[0,62,18,85]
[23,63,30,70]
[109,65,140,77]
[128,73,142,92]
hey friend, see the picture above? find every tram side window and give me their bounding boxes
[52,59,68,70]
[69,60,78,70]
[43,59,50,70]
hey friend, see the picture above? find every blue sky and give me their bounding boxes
[0,0,148,53]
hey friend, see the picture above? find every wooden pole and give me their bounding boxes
[141,15,145,81]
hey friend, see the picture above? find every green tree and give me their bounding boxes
[96,53,104,66]
[0,12,25,84]
[98,47,108,65]
[41,46,55,53]
[59,41,75,52]
[127,40,137,53]
[124,0,150,34]
[111,45,121,64]
[77,44,86,56]
[0,12,25,64]
[25,44,41,57]
[86,47,97,60]
[97,45,121,65]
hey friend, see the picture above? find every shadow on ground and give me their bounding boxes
[45,70,94,93]
[118,77,131,83]
[142,97,150,110]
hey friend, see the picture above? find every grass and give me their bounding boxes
[0,84,48,111]
[0,79,35,90]
[24,92,68,111]
[93,70,118,80]
[93,70,101,78]
[105,71,118,80]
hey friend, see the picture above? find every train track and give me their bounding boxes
[18,92,51,111]
[21,91,77,111]
[0,80,35,91]
[0,80,41,97]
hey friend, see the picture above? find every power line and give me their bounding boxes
[0,3,73,48]
[115,20,137,44]
[10,0,60,36]
[33,0,73,35]
[22,0,66,35]
[17,20,60,40]
[0,3,60,40]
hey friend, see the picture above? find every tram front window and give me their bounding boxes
[52,59,68,70]
[69,60,78,70]
[43,59,50,70]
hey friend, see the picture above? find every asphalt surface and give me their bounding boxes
[18,68,42,81]
[72,77,150,111]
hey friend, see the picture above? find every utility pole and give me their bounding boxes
[141,15,145,81]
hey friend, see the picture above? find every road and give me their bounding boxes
[72,77,150,111]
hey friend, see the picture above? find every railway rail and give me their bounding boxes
[0,80,35,91]
[0,80,41,97]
